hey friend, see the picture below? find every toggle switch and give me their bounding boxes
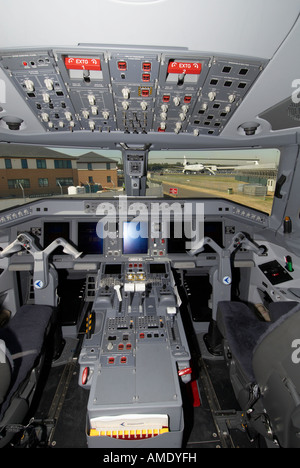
[24,79,35,92]
[41,112,49,122]
[122,87,130,99]
[88,95,96,106]
[44,78,54,90]
[42,93,50,103]
[65,111,72,121]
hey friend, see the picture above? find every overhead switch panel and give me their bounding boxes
[0,47,265,136]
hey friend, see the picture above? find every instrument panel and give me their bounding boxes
[0,197,299,321]
[0,197,269,264]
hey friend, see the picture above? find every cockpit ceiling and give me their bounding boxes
[0,0,300,149]
[1,0,299,60]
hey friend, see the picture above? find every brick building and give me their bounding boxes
[76,152,118,189]
[0,145,117,198]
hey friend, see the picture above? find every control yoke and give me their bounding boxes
[189,231,267,257]
[189,232,267,283]
[0,233,82,289]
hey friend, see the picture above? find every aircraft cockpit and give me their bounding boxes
[0,0,300,451]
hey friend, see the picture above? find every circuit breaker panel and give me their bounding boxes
[0,47,265,136]
[78,261,191,448]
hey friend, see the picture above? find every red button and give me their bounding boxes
[142,62,151,71]
[118,61,127,70]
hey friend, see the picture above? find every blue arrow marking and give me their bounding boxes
[223,276,232,285]
[34,280,44,289]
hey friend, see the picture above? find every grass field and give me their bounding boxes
[149,173,274,214]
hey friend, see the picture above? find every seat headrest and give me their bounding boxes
[0,339,13,406]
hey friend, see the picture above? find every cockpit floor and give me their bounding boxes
[14,332,264,449]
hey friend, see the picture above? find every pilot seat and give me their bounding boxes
[216,300,300,448]
[0,304,58,447]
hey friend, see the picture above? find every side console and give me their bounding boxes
[78,261,191,448]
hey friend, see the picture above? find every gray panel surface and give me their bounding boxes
[93,366,136,406]
[135,341,178,403]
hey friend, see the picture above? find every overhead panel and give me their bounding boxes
[0,47,265,137]
[189,58,263,136]
[0,50,78,132]
[56,51,115,132]
[108,50,161,134]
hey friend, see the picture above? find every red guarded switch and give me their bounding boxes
[65,57,101,71]
[167,61,202,74]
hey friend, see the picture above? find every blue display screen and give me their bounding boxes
[78,222,103,254]
[122,221,148,254]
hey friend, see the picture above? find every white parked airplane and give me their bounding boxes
[182,156,261,174]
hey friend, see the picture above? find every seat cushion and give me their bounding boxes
[0,339,12,405]
[0,304,53,420]
[217,301,270,381]
[268,301,298,322]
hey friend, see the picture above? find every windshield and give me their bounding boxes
[0,145,279,215]
[148,148,280,214]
